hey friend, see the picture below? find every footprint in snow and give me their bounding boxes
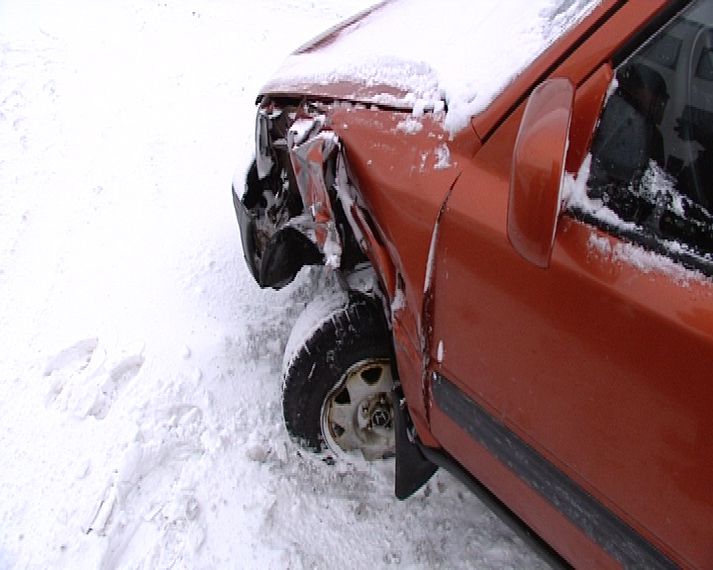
[87,353,145,420]
[85,405,209,568]
[44,338,99,404]
[44,337,99,377]
[44,338,145,420]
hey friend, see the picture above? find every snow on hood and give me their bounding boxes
[263,0,603,134]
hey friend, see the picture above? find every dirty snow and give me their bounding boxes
[269,0,603,134]
[0,1,546,569]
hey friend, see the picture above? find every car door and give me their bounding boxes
[428,1,713,567]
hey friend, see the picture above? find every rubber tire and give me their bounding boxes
[282,293,392,453]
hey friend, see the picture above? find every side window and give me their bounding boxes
[584,0,713,264]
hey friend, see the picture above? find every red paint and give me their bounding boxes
[508,77,574,267]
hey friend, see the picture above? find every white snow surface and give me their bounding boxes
[1,1,545,568]
[270,0,603,134]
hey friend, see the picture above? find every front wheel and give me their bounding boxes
[282,293,396,461]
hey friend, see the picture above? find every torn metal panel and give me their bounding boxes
[288,127,342,268]
[239,99,359,287]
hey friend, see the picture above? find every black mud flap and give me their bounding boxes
[393,387,438,500]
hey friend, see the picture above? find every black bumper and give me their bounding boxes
[232,184,260,283]
[232,181,323,289]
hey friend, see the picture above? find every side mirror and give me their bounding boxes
[508,77,574,268]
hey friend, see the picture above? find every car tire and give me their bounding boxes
[282,292,396,460]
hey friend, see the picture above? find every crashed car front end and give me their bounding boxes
[233,98,367,289]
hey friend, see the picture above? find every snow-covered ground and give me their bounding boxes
[0,1,546,568]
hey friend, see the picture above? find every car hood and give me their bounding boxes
[259,0,605,134]
[261,0,432,111]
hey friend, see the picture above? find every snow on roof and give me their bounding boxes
[270,0,603,134]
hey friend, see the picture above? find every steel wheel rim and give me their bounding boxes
[320,358,395,460]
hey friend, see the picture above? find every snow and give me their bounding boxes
[269,0,603,134]
[391,287,406,314]
[434,144,452,170]
[587,233,699,284]
[564,154,638,230]
[281,278,349,378]
[287,117,324,148]
[565,156,704,281]
[424,218,441,294]
[0,0,545,568]
[394,117,423,135]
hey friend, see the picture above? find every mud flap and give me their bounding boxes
[393,386,438,499]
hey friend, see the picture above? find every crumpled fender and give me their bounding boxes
[288,124,342,268]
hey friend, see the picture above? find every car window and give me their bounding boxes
[584,0,713,265]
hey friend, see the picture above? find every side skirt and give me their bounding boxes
[416,441,570,570]
[432,373,677,569]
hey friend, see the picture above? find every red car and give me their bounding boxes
[233,0,713,566]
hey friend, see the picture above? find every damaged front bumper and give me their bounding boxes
[233,99,361,289]
[232,176,259,281]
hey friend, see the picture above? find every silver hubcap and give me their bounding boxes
[320,358,395,460]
